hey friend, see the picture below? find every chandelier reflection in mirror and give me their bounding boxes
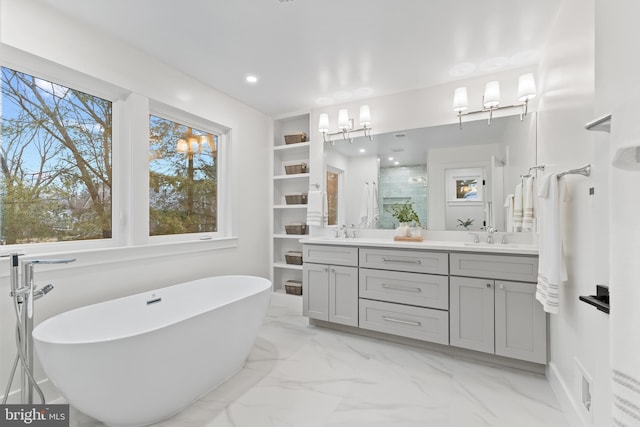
[453,73,536,129]
[319,105,373,145]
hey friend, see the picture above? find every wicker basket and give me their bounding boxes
[284,224,307,235]
[284,133,307,145]
[285,193,308,205]
[285,251,303,265]
[284,162,308,175]
[284,280,302,295]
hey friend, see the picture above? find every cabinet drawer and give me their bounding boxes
[359,299,449,345]
[450,253,538,282]
[359,268,448,310]
[303,244,358,266]
[359,248,448,275]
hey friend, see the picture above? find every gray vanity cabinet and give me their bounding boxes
[302,245,358,327]
[494,280,546,363]
[449,253,546,364]
[358,248,450,345]
[450,276,495,354]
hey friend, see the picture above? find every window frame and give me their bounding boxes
[0,50,234,257]
[147,101,230,244]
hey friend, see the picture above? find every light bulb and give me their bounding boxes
[318,113,329,133]
[483,81,501,108]
[338,109,350,130]
[453,87,468,112]
[359,105,371,127]
[518,73,537,101]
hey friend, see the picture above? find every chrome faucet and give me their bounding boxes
[349,224,357,238]
[468,232,480,244]
[486,227,496,244]
[19,257,75,403]
[340,224,348,238]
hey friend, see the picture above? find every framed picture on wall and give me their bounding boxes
[445,167,484,204]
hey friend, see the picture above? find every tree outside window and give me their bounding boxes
[148,115,217,236]
[0,67,112,245]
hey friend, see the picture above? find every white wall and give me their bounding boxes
[594,1,640,426]
[535,0,612,426]
[0,0,271,401]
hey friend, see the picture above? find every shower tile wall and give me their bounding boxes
[378,165,428,229]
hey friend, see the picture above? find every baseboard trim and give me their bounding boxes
[547,361,587,427]
[1,378,61,404]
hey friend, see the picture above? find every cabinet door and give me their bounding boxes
[495,281,547,364]
[450,276,495,354]
[329,265,358,327]
[303,263,329,321]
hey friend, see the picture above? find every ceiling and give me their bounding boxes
[35,0,562,117]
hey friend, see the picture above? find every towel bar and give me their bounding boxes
[585,114,612,132]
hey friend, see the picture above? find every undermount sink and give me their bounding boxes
[463,242,531,249]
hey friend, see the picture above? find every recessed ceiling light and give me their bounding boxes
[359,148,366,153]
[355,87,374,97]
[478,57,508,72]
[333,91,352,100]
[388,156,394,161]
[394,161,400,165]
[245,75,258,84]
[449,62,476,77]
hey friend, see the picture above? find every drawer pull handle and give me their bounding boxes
[381,258,422,264]
[381,283,422,293]
[381,315,421,327]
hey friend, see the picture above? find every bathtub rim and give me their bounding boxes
[33,274,272,346]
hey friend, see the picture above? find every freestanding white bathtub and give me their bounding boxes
[33,275,271,427]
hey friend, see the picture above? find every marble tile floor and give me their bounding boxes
[71,292,568,427]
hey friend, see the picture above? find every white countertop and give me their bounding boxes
[300,237,538,256]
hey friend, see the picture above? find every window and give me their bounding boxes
[148,115,218,236]
[0,67,112,245]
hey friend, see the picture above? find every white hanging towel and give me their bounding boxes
[504,194,515,232]
[369,181,379,228]
[359,182,370,228]
[306,191,323,227]
[535,172,568,314]
[610,95,640,425]
[522,176,535,231]
[513,182,523,232]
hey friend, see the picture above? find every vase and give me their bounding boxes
[394,222,409,237]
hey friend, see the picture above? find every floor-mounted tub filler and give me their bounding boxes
[32,275,272,427]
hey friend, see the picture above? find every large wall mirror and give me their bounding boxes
[323,113,537,232]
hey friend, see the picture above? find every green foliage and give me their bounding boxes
[390,201,420,224]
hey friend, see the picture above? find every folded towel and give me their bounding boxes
[369,182,379,228]
[522,176,535,231]
[610,96,640,425]
[306,191,323,227]
[535,173,568,314]
[504,194,515,232]
[513,183,523,232]
[359,183,370,228]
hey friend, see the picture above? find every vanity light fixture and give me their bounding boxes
[453,73,536,129]
[319,105,373,145]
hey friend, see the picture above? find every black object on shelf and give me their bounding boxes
[579,284,609,314]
